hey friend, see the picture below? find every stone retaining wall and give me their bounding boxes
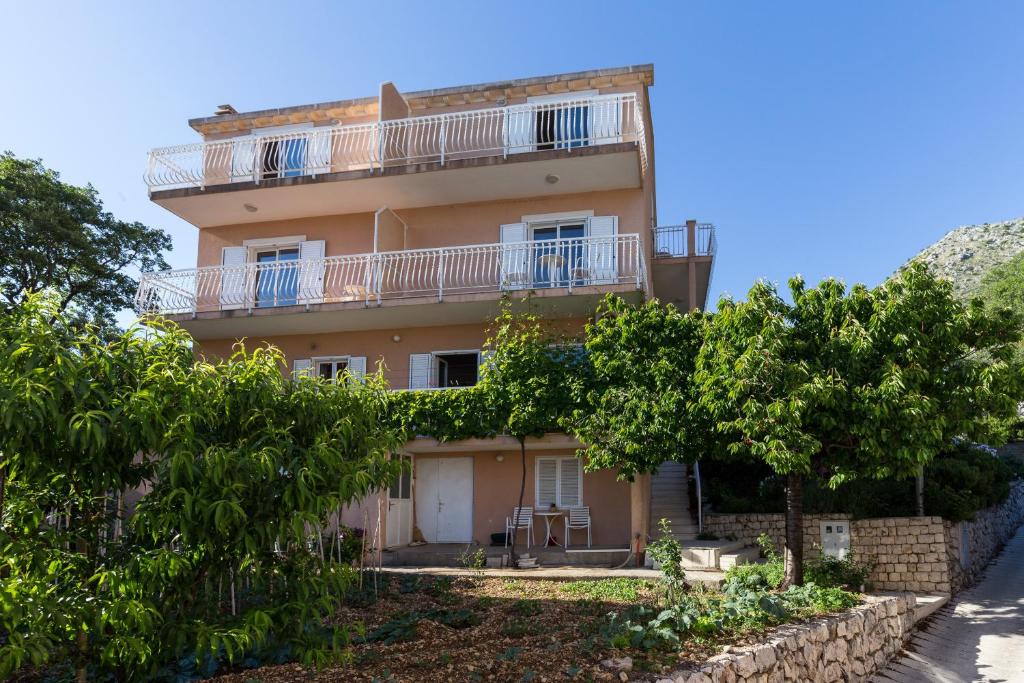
[703,513,950,593]
[661,593,915,683]
[945,481,1024,592]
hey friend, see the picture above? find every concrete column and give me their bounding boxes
[686,219,698,311]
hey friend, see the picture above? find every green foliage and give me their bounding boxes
[559,578,650,602]
[566,297,708,480]
[602,581,858,651]
[0,152,172,334]
[696,263,1024,583]
[646,519,686,601]
[724,535,785,589]
[698,262,1022,485]
[704,443,1017,522]
[925,442,1015,521]
[724,561,785,590]
[336,525,366,565]
[0,294,404,680]
[362,608,480,645]
[457,546,487,571]
[804,554,875,590]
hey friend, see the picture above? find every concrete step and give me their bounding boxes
[680,539,745,570]
[718,546,761,570]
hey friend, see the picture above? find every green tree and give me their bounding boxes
[0,152,171,333]
[0,294,403,680]
[478,302,581,566]
[565,296,709,480]
[696,263,1022,586]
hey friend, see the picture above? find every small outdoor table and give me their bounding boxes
[534,509,565,547]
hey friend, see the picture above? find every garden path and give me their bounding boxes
[871,526,1024,682]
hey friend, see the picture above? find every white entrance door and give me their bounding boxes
[386,455,413,548]
[416,457,474,543]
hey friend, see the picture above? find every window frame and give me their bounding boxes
[312,355,351,384]
[534,456,583,509]
[431,348,481,389]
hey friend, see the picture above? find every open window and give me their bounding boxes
[408,351,480,389]
[293,356,366,383]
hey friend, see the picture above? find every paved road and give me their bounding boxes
[872,526,1024,682]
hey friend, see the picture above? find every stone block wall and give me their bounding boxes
[704,513,950,593]
[945,481,1024,592]
[702,512,850,558]
[662,593,915,683]
[851,517,949,593]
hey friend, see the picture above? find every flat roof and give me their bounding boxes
[188,64,654,133]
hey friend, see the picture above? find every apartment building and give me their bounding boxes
[138,65,716,558]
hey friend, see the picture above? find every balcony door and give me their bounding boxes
[532,222,585,288]
[255,247,300,307]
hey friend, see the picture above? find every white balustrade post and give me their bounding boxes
[439,119,447,166]
[437,251,446,301]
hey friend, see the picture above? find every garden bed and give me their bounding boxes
[210,575,862,682]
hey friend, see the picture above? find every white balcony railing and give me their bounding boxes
[145,93,647,191]
[135,234,646,316]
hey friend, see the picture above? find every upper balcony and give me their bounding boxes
[136,233,646,339]
[146,94,648,228]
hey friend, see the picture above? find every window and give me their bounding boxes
[535,104,589,150]
[316,357,349,383]
[435,352,479,388]
[531,221,586,288]
[254,246,300,307]
[260,137,308,179]
[535,457,582,509]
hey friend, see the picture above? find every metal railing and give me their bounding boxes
[652,223,716,258]
[145,94,647,191]
[135,234,645,316]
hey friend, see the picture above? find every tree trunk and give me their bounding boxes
[915,468,925,516]
[75,629,88,683]
[783,473,804,587]
[0,460,6,527]
[508,439,528,568]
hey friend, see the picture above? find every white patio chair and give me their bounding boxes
[564,506,592,548]
[505,506,534,549]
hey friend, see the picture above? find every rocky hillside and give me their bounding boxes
[907,217,1024,299]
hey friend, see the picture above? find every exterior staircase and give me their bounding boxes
[649,461,700,541]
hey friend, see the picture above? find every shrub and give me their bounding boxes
[646,519,686,600]
[337,526,366,565]
[725,532,784,589]
[601,581,859,651]
[804,553,875,590]
[925,443,1015,521]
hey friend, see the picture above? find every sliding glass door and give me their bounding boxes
[255,247,300,307]
[532,223,585,287]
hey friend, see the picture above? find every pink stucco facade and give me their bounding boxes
[144,65,708,554]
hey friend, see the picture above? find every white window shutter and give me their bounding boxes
[559,458,582,507]
[500,223,529,290]
[347,356,367,383]
[292,358,313,381]
[219,246,248,310]
[536,458,558,508]
[298,240,325,304]
[587,216,618,284]
[408,353,433,390]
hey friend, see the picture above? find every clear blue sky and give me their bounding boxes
[4,1,1022,317]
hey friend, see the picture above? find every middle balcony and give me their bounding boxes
[136,233,647,339]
